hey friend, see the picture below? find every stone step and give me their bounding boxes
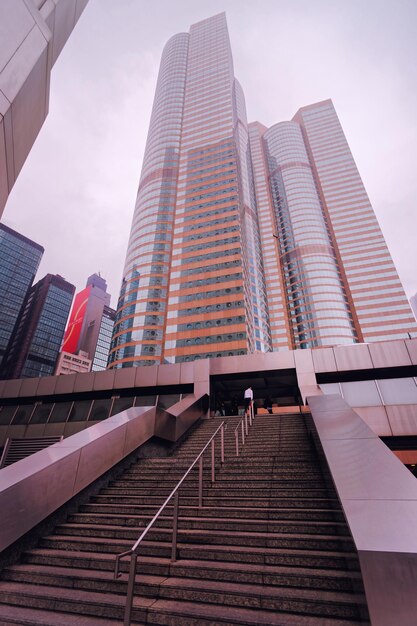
[117,467,326,477]
[144,597,369,626]
[55,524,355,551]
[0,581,150,622]
[90,494,340,508]
[78,503,345,521]
[25,546,360,574]
[0,585,363,626]
[2,562,365,609]
[108,476,327,487]
[0,604,123,626]
[99,487,332,498]
[169,558,364,592]
[68,513,349,535]
[40,534,356,559]
[149,576,367,620]
[1,565,367,622]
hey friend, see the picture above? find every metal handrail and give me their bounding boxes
[114,420,226,626]
[234,401,255,456]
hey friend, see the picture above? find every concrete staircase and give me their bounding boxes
[0,413,370,625]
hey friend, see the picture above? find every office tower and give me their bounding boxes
[92,305,116,371]
[109,13,416,368]
[0,0,90,217]
[61,274,111,367]
[2,274,75,379]
[0,224,44,371]
[292,101,415,344]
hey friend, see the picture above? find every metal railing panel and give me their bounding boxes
[0,392,208,553]
[307,393,417,626]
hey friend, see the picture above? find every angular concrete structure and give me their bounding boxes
[0,0,89,216]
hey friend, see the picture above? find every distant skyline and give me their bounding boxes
[2,0,417,307]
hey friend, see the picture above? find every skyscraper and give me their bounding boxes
[0,224,44,371]
[109,13,416,368]
[91,305,116,371]
[2,274,75,379]
[61,273,111,364]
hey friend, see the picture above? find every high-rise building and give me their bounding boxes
[109,13,416,368]
[61,273,111,366]
[0,223,44,371]
[2,274,75,379]
[92,305,116,371]
[0,0,90,217]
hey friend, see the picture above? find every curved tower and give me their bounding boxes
[110,14,417,369]
[109,33,189,367]
[264,121,358,348]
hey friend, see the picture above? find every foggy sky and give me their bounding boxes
[2,0,417,307]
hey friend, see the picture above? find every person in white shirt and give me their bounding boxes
[244,386,253,416]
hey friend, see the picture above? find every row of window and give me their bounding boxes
[176,299,243,317]
[178,285,243,303]
[175,349,246,363]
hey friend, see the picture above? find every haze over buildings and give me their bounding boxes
[108,13,417,369]
[2,1,416,310]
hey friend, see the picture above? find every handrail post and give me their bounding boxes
[251,401,254,424]
[211,438,215,483]
[241,419,245,445]
[115,420,226,623]
[245,411,248,436]
[235,428,239,456]
[220,423,225,464]
[171,490,179,562]
[198,455,203,508]
[124,552,137,626]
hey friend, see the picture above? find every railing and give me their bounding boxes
[234,401,254,456]
[114,420,227,626]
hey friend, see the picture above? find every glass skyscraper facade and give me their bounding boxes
[109,13,416,368]
[92,305,116,371]
[0,224,44,372]
[2,274,75,379]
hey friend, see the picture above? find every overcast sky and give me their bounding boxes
[2,0,417,307]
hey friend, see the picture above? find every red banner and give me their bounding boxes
[61,286,91,354]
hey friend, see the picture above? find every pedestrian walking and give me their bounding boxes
[244,386,253,417]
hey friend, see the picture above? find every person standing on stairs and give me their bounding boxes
[244,385,253,418]
[264,395,273,414]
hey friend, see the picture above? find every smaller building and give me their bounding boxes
[0,224,44,372]
[2,274,75,379]
[55,350,92,376]
[62,274,114,371]
[92,305,116,371]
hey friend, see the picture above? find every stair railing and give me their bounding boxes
[114,420,226,626]
[234,401,255,456]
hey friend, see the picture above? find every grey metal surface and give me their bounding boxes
[0,392,208,553]
[308,393,417,626]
